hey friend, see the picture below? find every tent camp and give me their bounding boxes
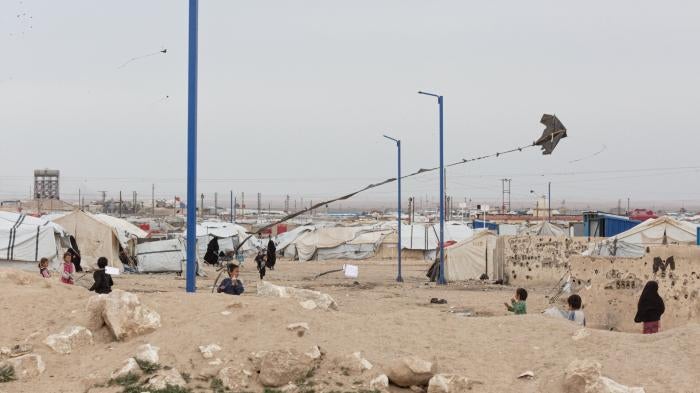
[428,231,501,282]
[0,212,67,265]
[52,210,148,270]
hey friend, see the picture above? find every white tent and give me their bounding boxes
[187,221,261,258]
[0,212,67,265]
[398,222,474,250]
[519,221,568,237]
[288,225,393,261]
[442,231,500,282]
[613,216,697,245]
[135,238,194,274]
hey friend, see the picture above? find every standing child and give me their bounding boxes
[38,257,51,278]
[89,257,113,294]
[60,252,75,285]
[567,294,586,326]
[505,288,528,315]
[255,250,266,280]
[635,281,665,334]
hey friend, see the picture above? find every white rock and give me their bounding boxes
[572,328,591,341]
[0,347,10,357]
[44,326,94,354]
[1,354,45,380]
[427,374,471,393]
[370,374,390,391]
[257,349,319,387]
[299,300,317,310]
[208,358,223,366]
[564,359,645,393]
[86,290,161,341]
[334,352,373,375]
[111,358,141,379]
[135,344,160,364]
[145,368,186,390]
[518,370,535,379]
[599,377,645,393]
[386,356,437,388]
[258,281,338,311]
[287,322,310,332]
[305,345,322,361]
[199,344,222,359]
[220,311,232,316]
[219,366,252,390]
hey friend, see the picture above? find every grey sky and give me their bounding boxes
[1,1,699,210]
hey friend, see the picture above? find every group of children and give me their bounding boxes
[38,251,114,294]
[505,280,665,334]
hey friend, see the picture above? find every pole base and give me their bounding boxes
[396,276,404,283]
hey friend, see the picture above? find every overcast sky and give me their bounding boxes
[1,1,699,210]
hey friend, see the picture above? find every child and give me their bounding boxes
[60,252,75,285]
[505,288,528,315]
[567,294,586,326]
[217,263,244,295]
[89,257,113,294]
[634,281,664,334]
[38,257,51,278]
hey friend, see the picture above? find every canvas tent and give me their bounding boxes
[519,221,568,237]
[187,221,261,260]
[0,212,67,265]
[135,237,199,274]
[429,231,501,282]
[52,210,147,270]
[613,216,696,245]
[582,216,697,258]
[283,225,393,261]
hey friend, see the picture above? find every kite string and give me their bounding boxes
[233,139,541,253]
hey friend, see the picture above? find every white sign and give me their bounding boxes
[343,264,359,279]
[481,204,490,212]
[105,266,120,275]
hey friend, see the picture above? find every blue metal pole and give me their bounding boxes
[397,139,403,282]
[185,0,198,293]
[438,95,445,285]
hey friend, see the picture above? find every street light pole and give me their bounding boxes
[418,91,446,285]
[185,0,198,293]
[548,181,551,222]
[384,134,403,283]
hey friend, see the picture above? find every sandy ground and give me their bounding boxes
[1,258,699,393]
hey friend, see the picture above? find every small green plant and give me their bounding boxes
[263,389,282,393]
[180,372,191,383]
[150,385,192,393]
[210,377,229,393]
[0,365,15,383]
[135,358,161,374]
[108,372,140,387]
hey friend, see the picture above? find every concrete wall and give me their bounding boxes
[568,245,700,332]
[499,235,591,286]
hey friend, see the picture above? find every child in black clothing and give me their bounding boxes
[89,257,114,294]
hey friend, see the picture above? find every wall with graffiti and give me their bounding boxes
[568,245,700,332]
[497,235,592,286]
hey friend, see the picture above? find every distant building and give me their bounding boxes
[34,169,60,200]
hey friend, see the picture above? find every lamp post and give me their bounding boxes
[418,91,446,285]
[185,0,198,293]
[383,134,403,282]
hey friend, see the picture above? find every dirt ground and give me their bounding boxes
[1,258,699,393]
